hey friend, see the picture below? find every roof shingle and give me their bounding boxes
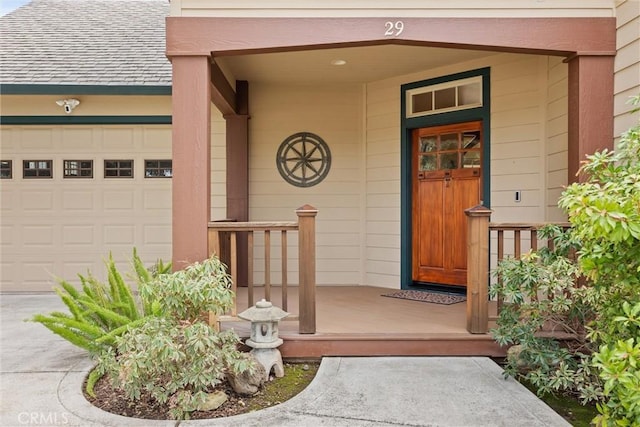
[0,0,171,87]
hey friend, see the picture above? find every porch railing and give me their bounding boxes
[465,205,571,334]
[207,205,317,334]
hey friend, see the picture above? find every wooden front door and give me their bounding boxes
[412,121,482,287]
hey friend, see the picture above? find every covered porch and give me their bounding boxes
[166,5,616,357]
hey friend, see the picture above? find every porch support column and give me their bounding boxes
[465,205,492,334]
[171,55,211,270]
[566,54,615,183]
[226,80,249,286]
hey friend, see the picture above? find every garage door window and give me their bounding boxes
[145,160,172,178]
[0,160,11,179]
[23,160,52,178]
[64,160,93,178]
[104,160,133,178]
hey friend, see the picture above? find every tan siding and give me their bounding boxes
[247,82,363,286]
[544,56,568,222]
[0,124,172,291]
[174,0,614,18]
[615,1,640,137]
[363,53,554,287]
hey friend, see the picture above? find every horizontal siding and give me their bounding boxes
[174,0,614,18]
[544,56,568,222]
[614,1,640,137]
[247,82,363,285]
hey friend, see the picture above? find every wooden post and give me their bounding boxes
[465,205,492,334]
[296,205,317,334]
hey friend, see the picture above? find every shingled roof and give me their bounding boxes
[0,0,171,88]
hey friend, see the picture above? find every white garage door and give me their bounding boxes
[0,125,172,292]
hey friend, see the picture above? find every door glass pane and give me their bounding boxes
[440,153,458,170]
[462,132,481,149]
[440,133,459,150]
[420,136,437,152]
[420,154,437,171]
[462,151,481,168]
[434,87,456,109]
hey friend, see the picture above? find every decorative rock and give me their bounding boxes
[196,390,228,411]
[228,354,267,395]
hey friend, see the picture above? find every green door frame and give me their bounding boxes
[400,67,491,290]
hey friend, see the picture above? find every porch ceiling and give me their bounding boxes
[215,44,495,84]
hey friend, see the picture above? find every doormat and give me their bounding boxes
[381,290,466,305]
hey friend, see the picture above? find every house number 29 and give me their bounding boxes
[384,21,404,36]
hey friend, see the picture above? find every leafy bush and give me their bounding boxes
[559,98,640,426]
[100,317,251,420]
[490,225,599,400]
[98,255,251,420]
[492,96,640,426]
[30,249,170,354]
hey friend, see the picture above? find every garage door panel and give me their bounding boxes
[103,191,135,210]
[22,225,55,247]
[62,225,96,246]
[143,127,171,150]
[143,190,171,210]
[103,225,136,245]
[21,128,54,150]
[61,128,94,150]
[102,128,135,150]
[143,224,171,245]
[62,191,95,210]
[21,191,54,211]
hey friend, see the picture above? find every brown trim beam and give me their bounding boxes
[167,17,615,58]
[211,59,236,116]
[226,80,250,287]
[567,54,615,183]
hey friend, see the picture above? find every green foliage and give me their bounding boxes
[100,317,251,420]
[98,255,249,420]
[558,97,640,426]
[490,225,598,399]
[138,255,234,322]
[30,250,168,355]
[494,97,640,426]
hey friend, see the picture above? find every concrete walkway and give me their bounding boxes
[1,294,570,427]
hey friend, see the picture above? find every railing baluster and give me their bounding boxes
[248,231,254,307]
[531,228,538,252]
[264,230,271,301]
[514,229,521,258]
[281,230,288,312]
[230,231,238,316]
[497,229,504,315]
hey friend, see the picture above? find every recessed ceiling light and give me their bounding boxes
[331,59,347,66]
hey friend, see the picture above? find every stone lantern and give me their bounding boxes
[238,299,289,381]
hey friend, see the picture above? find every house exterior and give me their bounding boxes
[1,0,638,296]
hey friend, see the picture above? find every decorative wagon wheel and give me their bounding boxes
[276,132,331,187]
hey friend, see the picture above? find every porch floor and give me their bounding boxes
[221,286,504,359]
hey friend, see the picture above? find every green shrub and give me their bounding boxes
[490,225,599,400]
[30,249,169,354]
[559,96,640,426]
[100,317,251,420]
[99,255,250,420]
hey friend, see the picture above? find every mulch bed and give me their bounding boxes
[84,362,319,420]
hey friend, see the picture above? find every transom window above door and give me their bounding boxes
[406,76,482,118]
